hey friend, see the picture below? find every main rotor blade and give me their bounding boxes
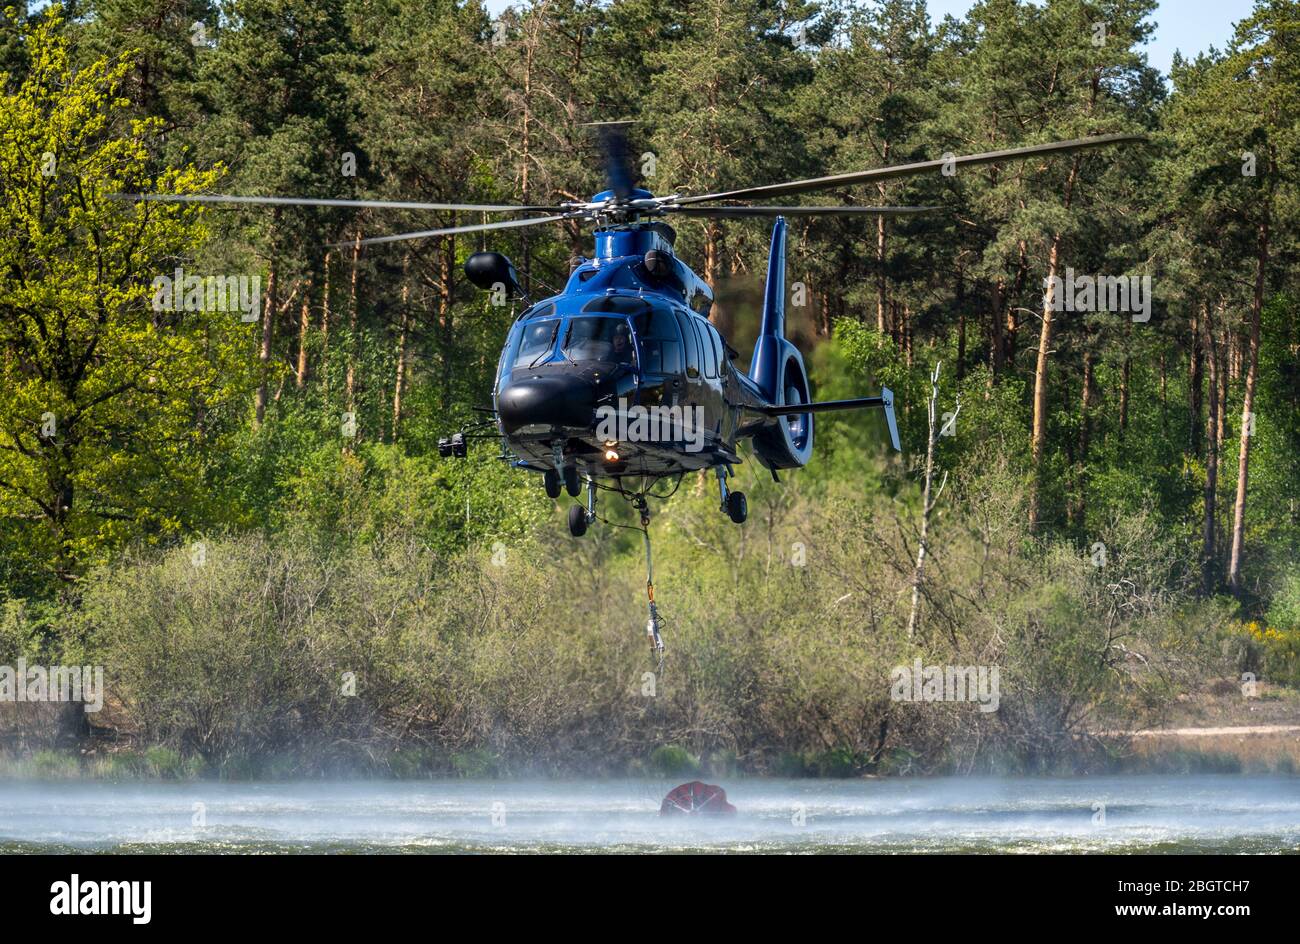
[586,121,635,200]
[665,205,939,217]
[109,193,565,212]
[347,213,572,247]
[673,133,1147,205]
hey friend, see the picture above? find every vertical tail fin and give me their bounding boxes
[749,217,787,401]
[882,387,900,451]
[759,216,786,340]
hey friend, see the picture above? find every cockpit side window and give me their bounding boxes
[688,290,712,318]
[693,321,717,378]
[523,302,556,320]
[512,319,558,367]
[707,323,725,375]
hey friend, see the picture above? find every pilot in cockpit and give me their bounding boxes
[610,322,635,366]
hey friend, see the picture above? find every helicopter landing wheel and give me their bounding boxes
[563,466,581,497]
[726,490,748,524]
[543,469,562,499]
[567,504,589,537]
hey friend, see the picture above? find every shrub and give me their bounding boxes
[62,452,1238,777]
[648,745,700,778]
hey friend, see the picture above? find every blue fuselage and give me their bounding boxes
[494,216,769,479]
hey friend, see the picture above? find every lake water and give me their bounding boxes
[2,775,1297,853]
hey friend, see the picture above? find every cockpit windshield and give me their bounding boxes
[562,316,636,366]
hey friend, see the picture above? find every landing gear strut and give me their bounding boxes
[545,443,582,498]
[635,496,665,667]
[715,466,747,524]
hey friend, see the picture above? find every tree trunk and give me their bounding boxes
[254,263,277,426]
[1073,347,1093,527]
[1028,155,1080,531]
[1028,233,1061,532]
[955,262,966,382]
[902,304,913,367]
[295,273,312,388]
[875,154,890,335]
[704,220,727,336]
[1216,311,1228,450]
[908,366,956,639]
[1005,241,1027,367]
[390,317,409,441]
[1228,219,1268,594]
[1202,308,1220,594]
[440,232,455,397]
[321,251,332,396]
[989,279,1005,381]
[518,9,537,295]
[1189,306,1202,456]
[392,257,411,440]
[703,219,721,290]
[346,231,361,414]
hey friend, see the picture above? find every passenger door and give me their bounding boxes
[691,318,726,451]
[675,309,703,413]
[702,321,737,444]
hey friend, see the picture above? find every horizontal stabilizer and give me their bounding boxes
[759,387,900,451]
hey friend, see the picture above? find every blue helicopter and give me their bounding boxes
[442,126,1139,537]
[458,209,891,530]
[120,125,1141,658]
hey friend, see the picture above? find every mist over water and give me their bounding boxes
[2,776,1298,853]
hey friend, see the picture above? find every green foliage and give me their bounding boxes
[0,9,254,584]
[58,441,1234,776]
[0,0,1296,778]
[1236,567,1300,686]
[29,749,79,779]
[1247,294,1300,577]
[1266,567,1300,634]
[450,749,503,779]
[647,744,700,778]
[0,0,1285,603]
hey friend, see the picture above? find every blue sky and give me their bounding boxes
[923,0,1254,73]
[481,0,1258,76]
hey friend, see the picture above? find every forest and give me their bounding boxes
[0,0,1297,778]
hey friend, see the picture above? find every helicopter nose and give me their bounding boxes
[497,375,597,432]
